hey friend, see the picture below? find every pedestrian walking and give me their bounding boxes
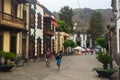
[45,48,52,67]
[55,50,62,71]
[91,49,94,55]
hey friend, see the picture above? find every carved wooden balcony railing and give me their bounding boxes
[0,12,26,30]
[43,28,54,37]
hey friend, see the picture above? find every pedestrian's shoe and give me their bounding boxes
[57,68,60,71]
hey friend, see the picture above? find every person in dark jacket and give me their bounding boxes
[55,50,62,71]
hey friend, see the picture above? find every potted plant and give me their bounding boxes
[93,51,117,78]
[0,51,16,72]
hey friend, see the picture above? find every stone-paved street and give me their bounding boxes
[0,54,109,80]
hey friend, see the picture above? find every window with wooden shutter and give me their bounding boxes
[11,0,18,17]
[37,13,42,29]
[31,13,35,27]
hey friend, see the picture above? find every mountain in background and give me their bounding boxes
[53,8,113,33]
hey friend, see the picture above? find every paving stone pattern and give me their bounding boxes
[0,55,110,80]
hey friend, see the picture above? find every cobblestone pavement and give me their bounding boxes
[0,54,110,80]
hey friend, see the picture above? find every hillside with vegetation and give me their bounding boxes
[53,8,113,33]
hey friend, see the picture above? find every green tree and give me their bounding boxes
[96,37,107,49]
[56,20,71,33]
[59,6,73,32]
[63,39,77,55]
[96,51,113,69]
[87,11,104,47]
[63,40,76,48]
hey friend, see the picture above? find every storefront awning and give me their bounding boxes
[44,13,58,28]
[51,20,58,28]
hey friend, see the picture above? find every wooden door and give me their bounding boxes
[10,35,16,54]
[37,41,41,58]
[29,42,35,59]
[22,39,26,58]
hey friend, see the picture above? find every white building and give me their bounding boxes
[72,23,92,48]
[35,2,44,55]
[29,1,44,60]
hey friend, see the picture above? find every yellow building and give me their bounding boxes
[55,32,69,53]
[0,0,29,56]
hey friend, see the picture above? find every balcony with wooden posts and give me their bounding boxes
[0,11,26,31]
[43,16,55,37]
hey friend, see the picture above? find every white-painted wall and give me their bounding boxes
[34,4,44,55]
[73,34,87,47]
[116,0,120,53]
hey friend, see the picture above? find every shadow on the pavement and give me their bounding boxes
[109,75,118,80]
[109,77,118,80]
[109,71,119,80]
[94,75,110,80]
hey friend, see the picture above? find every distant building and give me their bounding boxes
[72,23,92,48]
[55,32,69,53]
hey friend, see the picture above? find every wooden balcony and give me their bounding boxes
[43,28,54,37]
[17,0,29,3]
[0,12,26,31]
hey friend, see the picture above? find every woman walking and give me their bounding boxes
[55,50,62,71]
[45,48,52,67]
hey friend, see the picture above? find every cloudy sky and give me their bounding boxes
[39,0,112,12]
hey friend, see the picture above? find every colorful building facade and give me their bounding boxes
[0,0,29,56]
[0,0,58,61]
[55,32,69,53]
